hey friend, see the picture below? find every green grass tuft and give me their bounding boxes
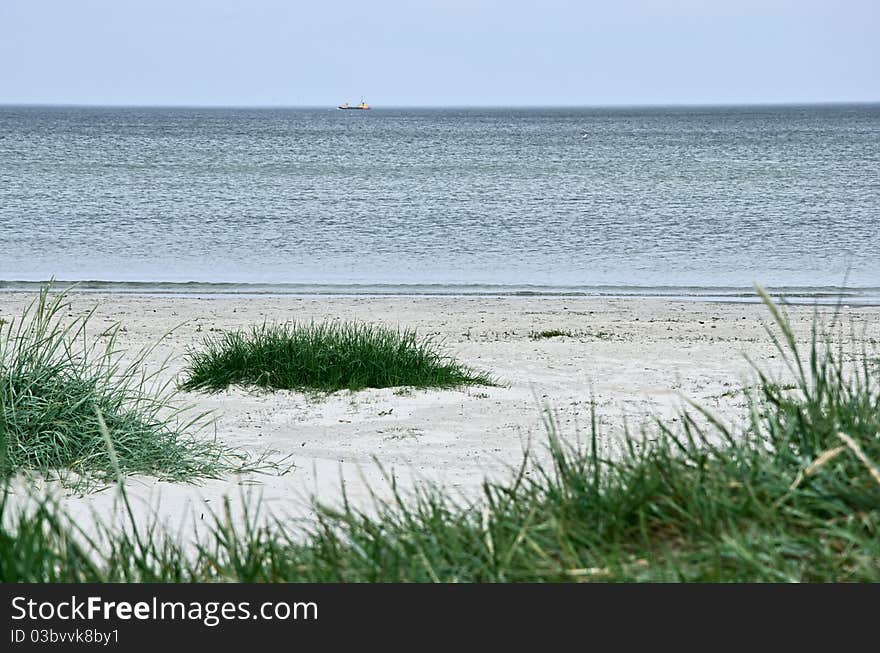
[0,285,270,490]
[529,329,615,340]
[529,329,574,339]
[181,321,493,393]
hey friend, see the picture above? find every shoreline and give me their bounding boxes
[2,281,879,305]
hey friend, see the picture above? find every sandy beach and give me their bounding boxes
[3,292,879,536]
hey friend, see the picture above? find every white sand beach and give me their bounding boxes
[2,293,879,536]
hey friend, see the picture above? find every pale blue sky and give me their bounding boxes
[1,0,877,106]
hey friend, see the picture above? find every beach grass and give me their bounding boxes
[529,329,614,340]
[0,286,272,490]
[180,321,493,393]
[529,329,574,339]
[3,290,880,581]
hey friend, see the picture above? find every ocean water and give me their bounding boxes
[1,104,878,299]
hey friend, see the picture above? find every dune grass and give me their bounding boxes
[0,286,270,490]
[529,329,614,340]
[1,290,879,581]
[181,321,492,393]
[529,329,574,339]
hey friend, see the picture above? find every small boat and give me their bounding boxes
[338,99,371,110]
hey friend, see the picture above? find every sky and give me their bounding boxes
[0,0,878,107]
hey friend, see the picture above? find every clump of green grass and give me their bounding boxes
[0,285,261,489]
[529,329,615,340]
[529,329,574,339]
[2,289,879,581]
[181,321,492,393]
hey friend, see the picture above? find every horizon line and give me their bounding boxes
[1,99,878,110]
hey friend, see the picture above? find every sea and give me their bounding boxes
[1,104,878,302]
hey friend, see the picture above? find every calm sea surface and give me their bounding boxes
[1,105,878,298]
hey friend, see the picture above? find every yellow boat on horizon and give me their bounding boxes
[338,99,370,110]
